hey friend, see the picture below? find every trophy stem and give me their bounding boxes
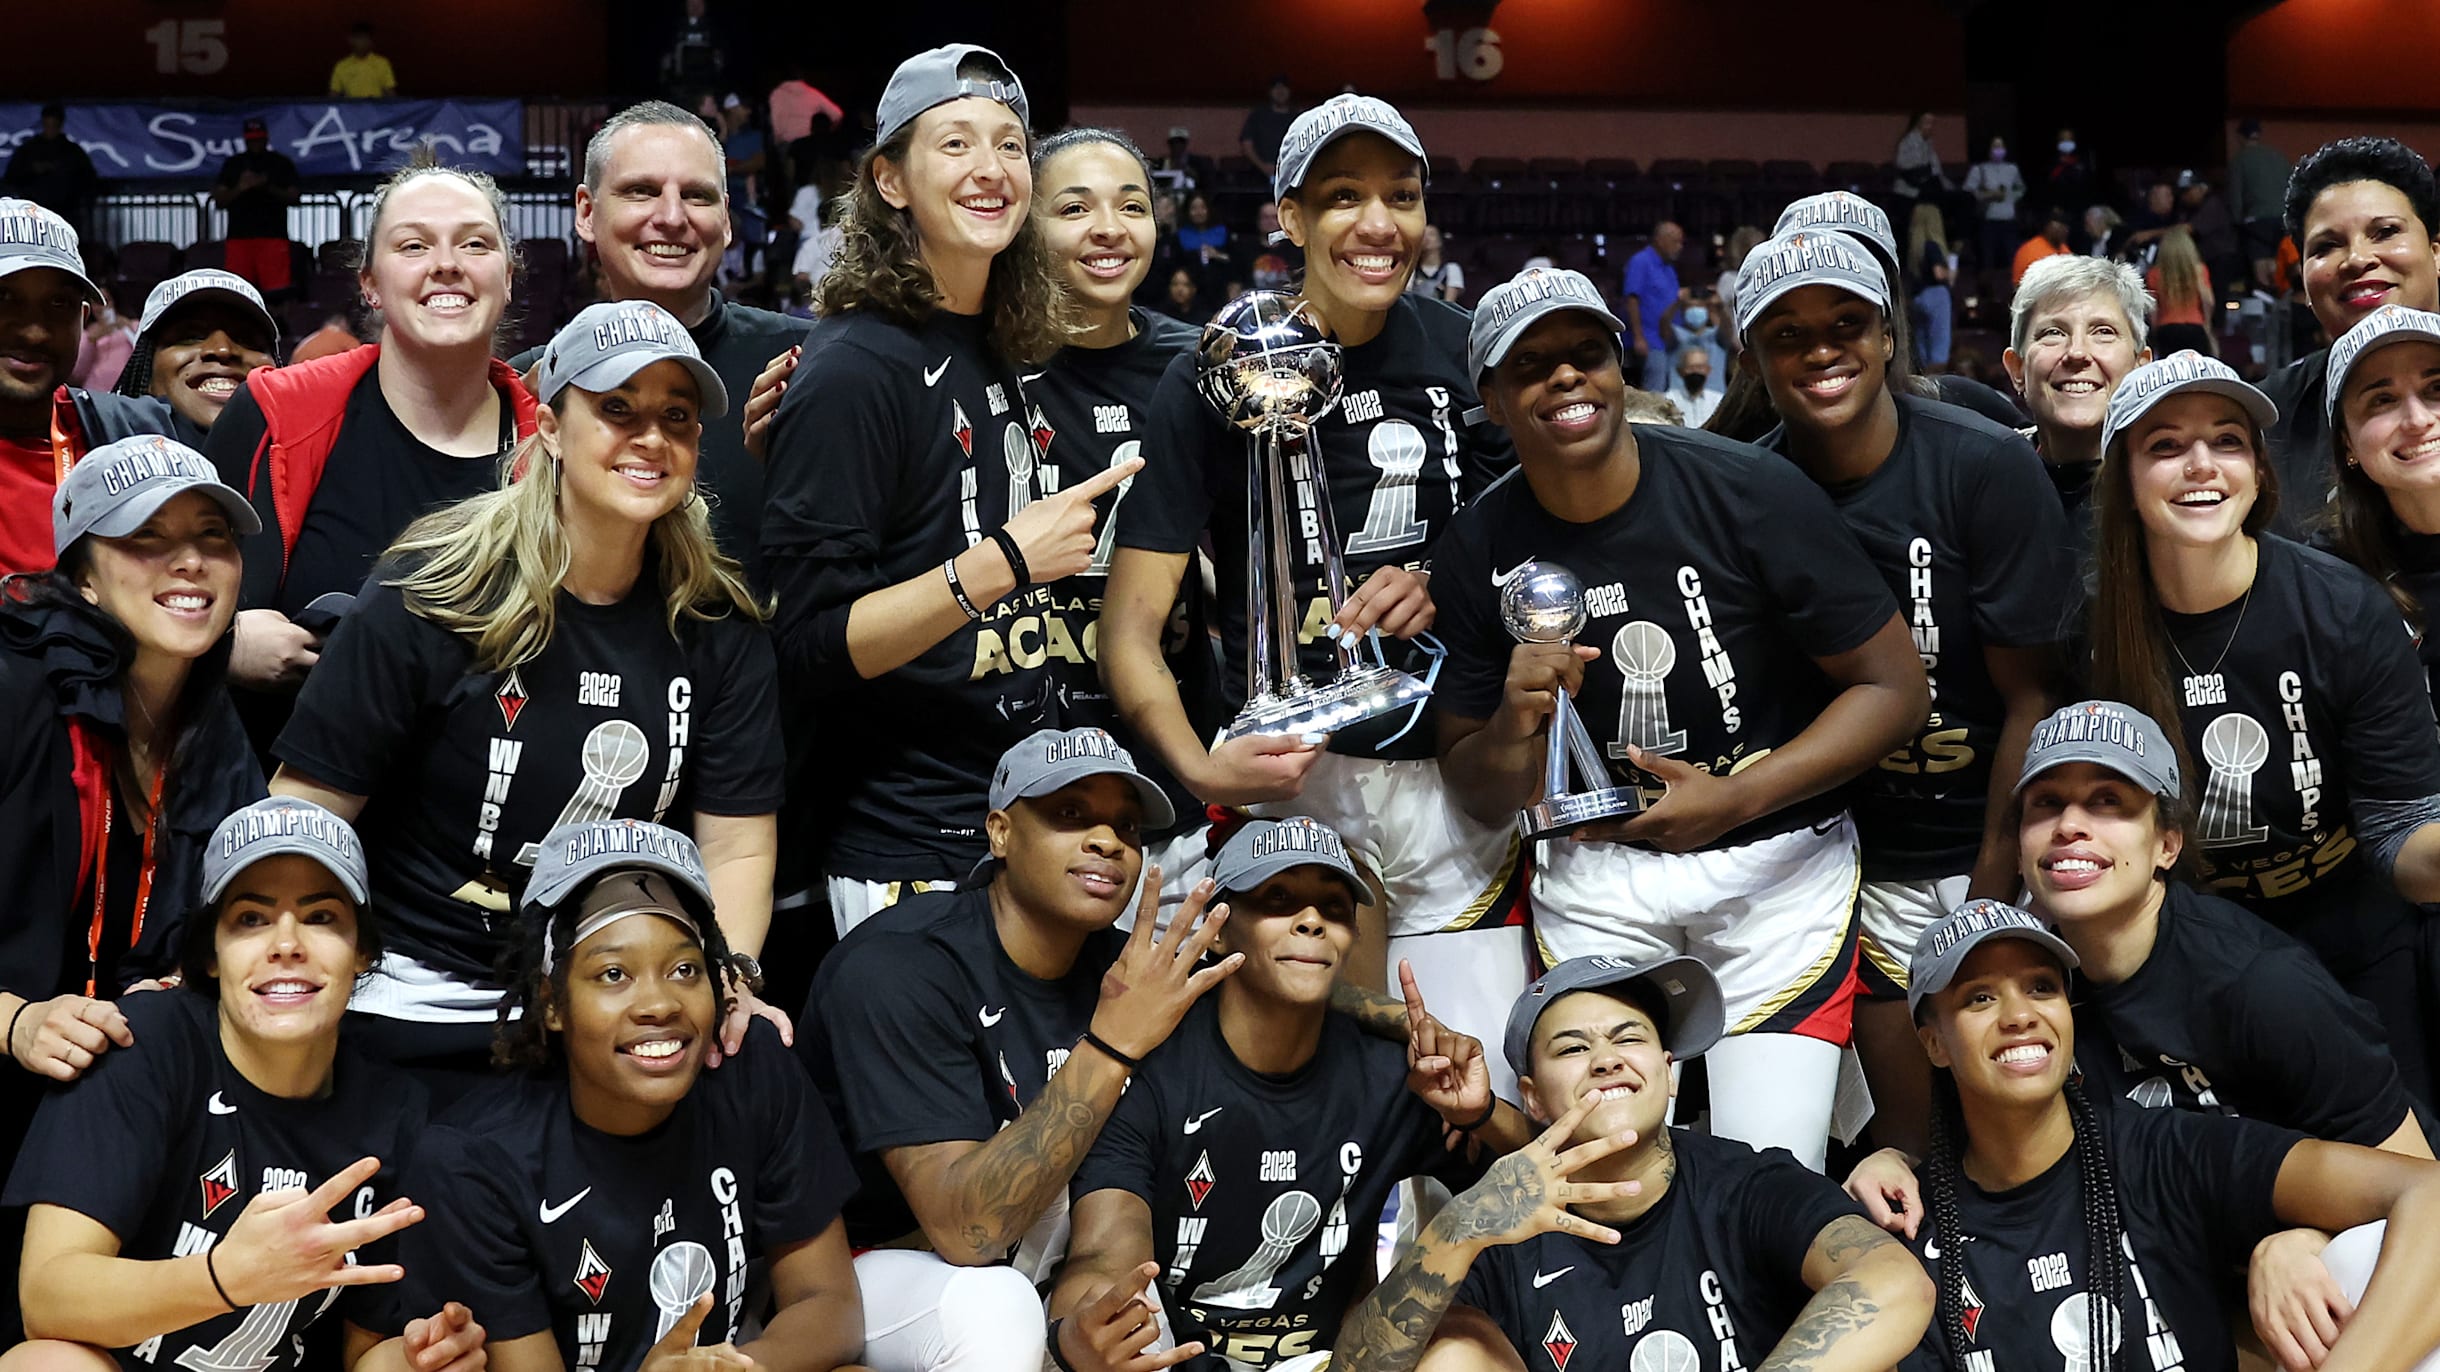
[1544,689,1578,801]
[1261,432,1303,691]
[1303,435,1364,674]
[1244,439,1273,708]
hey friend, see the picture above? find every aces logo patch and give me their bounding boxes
[1185,1150,1216,1210]
[199,1150,239,1219]
[574,1239,612,1304]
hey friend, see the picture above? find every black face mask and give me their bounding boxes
[1679,373,1708,392]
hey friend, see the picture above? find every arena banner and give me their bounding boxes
[0,99,524,180]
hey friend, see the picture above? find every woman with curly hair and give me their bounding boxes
[757,43,1136,933]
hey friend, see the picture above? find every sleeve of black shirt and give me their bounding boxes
[1458,407,1517,504]
[1114,350,1215,556]
[2227,947,2419,1147]
[1746,459,1901,658]
[1730,1146,1876,1292]
[685,618,786,815]
[272,574,447,796]
[1428,503,1506,722]
[1452,1244,1518,1343]
[818,934,1001,1153]
[758,338,908,696]
[392,1126,555,1343]
[2139,1107,2304,1261]
[741,1020,859,1246]
[1069,1051,1162,1205]
[0,993,189,1231]
[1961,432,2073,646]
[2335,582,2440,802]
[0,680,70,996]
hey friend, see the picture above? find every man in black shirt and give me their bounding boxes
[1331,955,1935,1372]
[211,121,300,299]
[2000,255,2155,564]
[1238,78,1296,184]
[1435,265,1927,1170]
[511,100,808,582]
[3,105,97,230]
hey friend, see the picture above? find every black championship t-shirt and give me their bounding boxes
[2387,527,2440,727]
[1025,308,1221,835]
[1433,428,1898,851]
[760,309,1063,881]
[1119,293,1514,761]
[1900,1105,2301,1372]
[2258,347,2335,544]
[2160,535,2440,963]
[802,884,1124,1248]
[1,992,427,1372]
[1070,998,1485,1370]
[1457,1131,1866,1372]
[274,569,783,982]
[1762,395,2071,879]
[384,1023,852,1372]
[2075,881,2415,1147]
[2038,442,2101,575]
[512,292,808,584]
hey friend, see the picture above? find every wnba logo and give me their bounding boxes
[1606,621,1686,757]
[2197,712,2269,848]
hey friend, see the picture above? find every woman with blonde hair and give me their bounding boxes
[1909,202,1957,371]
[269,300,785,1099]
[2146,224,2217,357]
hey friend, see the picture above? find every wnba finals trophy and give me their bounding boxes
[1198,291,1432,740]
[1502,561,1643,839]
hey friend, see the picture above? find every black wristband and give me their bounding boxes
[205,1243,239,1310]
[4,999,27,1062]
[1047,1320,1078,1372]
[943,557,984,623]
[1453,1097,1497,1134]
[1080,1029,1141,1071]
[988,527,1030,589]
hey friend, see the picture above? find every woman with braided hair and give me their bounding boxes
[1901,900,2440,1372]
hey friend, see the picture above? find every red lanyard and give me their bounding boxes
[70,721,170,998]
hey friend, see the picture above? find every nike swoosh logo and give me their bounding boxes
[1491,560,1532,589]
[539,1187,592,1224]
[1183,1108,1223,1134]
[979,1006,1006,1026]
[1531,1266,1574,1288]
[207,1092,236,1116]
[924,358,952,387]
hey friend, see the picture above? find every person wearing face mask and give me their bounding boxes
[1663,343,1721,426]
[2257,138,2440,540]
[1999,255,2157,563]
[1962,137,2025,286]
[2044,129,2093,222]
[108,272,278,447]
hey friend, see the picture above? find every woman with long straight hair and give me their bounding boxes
[2086,350,2440,1105]
[2145,225,2216,358]
[269,301,783,1097]
[2327,305,2440,718]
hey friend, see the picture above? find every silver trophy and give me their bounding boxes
[1502,561,1644,839]
[1197,291,1432,740]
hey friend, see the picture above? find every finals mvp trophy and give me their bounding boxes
[1197,291,1432,739]
[1503,561,1643,838]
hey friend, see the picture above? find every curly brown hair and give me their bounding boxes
[813,55,1074,365]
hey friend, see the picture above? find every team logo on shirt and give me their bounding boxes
[573,1239,612,1304]
[1958,1274,1985,1341]
[198,1150,239,1218]
[1540,1310,1577,1371]
[2196,712,2271,848]
[1185,1150,1216,1209]
[1029,404,1056,454]
[952,400,975,457]
[496,668,530,731]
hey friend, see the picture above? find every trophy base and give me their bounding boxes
[1225,665,1433,742]
[1518,786,1645,841]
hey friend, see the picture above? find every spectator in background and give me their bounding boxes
[1156,264,1205,323]
[719,94,767,281]
[289,309,366,365]
[2146,224,2217,357]
[111,270,279,445]
[2178,168,2242,289]
[2122,179,2180,265]
[1175,190,1230,296]
[1961,135,2023,278]
[1239,74,1296,182]
[211,120,300,299]
[2044,126,2093,218]
[2081,202,2123,259]
[1664,343,1721,426]
[1409,222,1463,302]
[1713,224,1769,354]
[1893,110,1944,206]
[2228,117,2291,290]
[1155,126,1213,190]
[1909,203,1955,370]
[2012,204,2073,285]
[3,105,97,233]
[1622,218,1684,391]
[768,62,845,152]
[71,286,136,393]
[327,22,397,99]
[659,0,728,100]
[1245,198,1300,292]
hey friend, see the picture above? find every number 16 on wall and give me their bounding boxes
[1425,27,1503,81]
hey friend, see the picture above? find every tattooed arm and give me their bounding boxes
[1756,1214,1935,1372]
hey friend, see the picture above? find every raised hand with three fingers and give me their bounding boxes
[210,1156,423,1307]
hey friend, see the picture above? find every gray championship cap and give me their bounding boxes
[1733,230,1892,342]
[1209,816,1366,902]
[2100,350,2278,455]
[1503,954,1726,1077]
[54,433,260,556]
[525,818,714,916]
[1272,93,1427,200]
[968,727,1178,885]
[0,197,101,305]
[201,797,369,906]
[137,269,277,344]
[1907,899,2080,1018]
[1772,190,1900,278]
[535,299,728,418]
[2325,303,2440,422]
[876,43,1030,148]
[2017,699,2182,801]
[1466,266,1626,380]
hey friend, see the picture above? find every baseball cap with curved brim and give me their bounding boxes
[2100,350,2277,456]
[1502,954,1726,1078]
[2325,304,2440,423]
[1466,267,1626,381]
[1209,817,1365,904]
[1272,94,1427,200]
[1733,230,1892,343]
[1907,899,2079,1019]
[54,433,260,556]
[535,300,728,419]
[876,43,1030,149]
[1773,191,1900,280]
[526,819,717,976]
[2016,699,2181,802]
[138,269,278,345]
[0,197,102,307]
[202,796,369,906]
[966,727,1178,885]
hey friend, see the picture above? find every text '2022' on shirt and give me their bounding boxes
[273,567,783,983]
[1117,293,1512,761]
[1458,1130,1867,1372]
[1433,426,1897,850]
[1071,998,1485,1370]
[2,992,428,1372]
[385,1022,854,1372]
